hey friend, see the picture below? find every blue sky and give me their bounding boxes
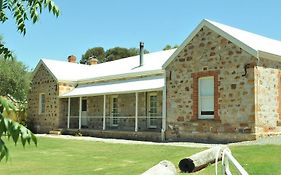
[1,0,281,69]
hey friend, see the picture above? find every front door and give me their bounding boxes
[111,96,119,126]
[81,99,88,128]
[148,93,157,128]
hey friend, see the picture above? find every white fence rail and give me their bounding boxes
[221,149,249,175]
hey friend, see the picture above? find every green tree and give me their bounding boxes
[0,58,31,101]
[104,47,131,62]
[0,0,60,59]
[0,0,60,161]
[128,47,149,56]
[163,44,179,50]
[80,46,150,64]
[80,47,105,64]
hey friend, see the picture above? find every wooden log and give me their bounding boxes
[141,160,177,175]
[178,146,228,173]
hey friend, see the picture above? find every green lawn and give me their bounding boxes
[0,137,280,175]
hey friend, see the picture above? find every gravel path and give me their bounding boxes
[36,134,281,147]
[36,134,216,148]
[229,136,281,146]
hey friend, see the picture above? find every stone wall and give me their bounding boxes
[28,65,59,133]
[165,26,257,142]
[58,82,75,96]
[255,57,281,136]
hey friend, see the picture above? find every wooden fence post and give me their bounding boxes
[178,146,228,173]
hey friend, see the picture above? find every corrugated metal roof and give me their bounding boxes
[60,76,164,97]
[163,19,281,68]
[40,49,176,82]
[206,19,281,57]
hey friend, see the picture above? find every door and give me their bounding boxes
[111,96,119,126]
[81,99,88,128]
[148,93,158,128]
[198,77,214,119]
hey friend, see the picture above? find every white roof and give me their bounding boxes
[37,49,176,82]
[163,19,281,68]
[61,76,164,97]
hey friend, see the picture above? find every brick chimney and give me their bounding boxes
[88,57,99,65]
[67,55,76,63]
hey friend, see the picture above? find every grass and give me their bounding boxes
[0,137,280,175]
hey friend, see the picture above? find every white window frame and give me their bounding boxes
[147,92,158,128]
[39,93,46,114]
[110,95,119,127]
[198,76,214,119]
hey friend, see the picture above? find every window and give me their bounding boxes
[198,77,214,119]
[39,93,46,114]
[82,99,87,111]
[111,96,119,126]
[148,93,158,128]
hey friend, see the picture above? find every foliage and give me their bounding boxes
[80,47,105,64]
[0,0,60,161]
[80,46,149,64]
[0,58,31,101]
[3,101,28,126]
[163,44,179,50]
[0,0,60,59]
[0,96,37,161]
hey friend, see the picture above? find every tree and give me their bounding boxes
[0,0,60,161]
[80,47,105,64]
[0,58,31,101]
[163,44,179,50]
[163,44,172,50]
[105,47,135,62]
[80,46,150,64]
[0,0,60,59]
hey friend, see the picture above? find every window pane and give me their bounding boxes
[199,77,214,96]
[40,94,45,113]
[199,77,214,118]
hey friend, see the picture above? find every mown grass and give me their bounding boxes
[0,137,280,175]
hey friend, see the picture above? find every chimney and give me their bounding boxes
[88,56,99,65]
[139,42,144,66]
[67,55,77,63]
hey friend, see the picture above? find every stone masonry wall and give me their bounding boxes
[165,27,257,142]
[28,65,59,133]
[255,57,281,136]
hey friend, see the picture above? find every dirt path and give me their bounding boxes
[36,134,215,148]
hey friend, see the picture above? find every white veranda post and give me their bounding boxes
[67,97,70,129]
[79,97,82,129]
[103,95,106,130]
[135,92,138,132]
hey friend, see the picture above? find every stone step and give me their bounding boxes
[49,129,63,135]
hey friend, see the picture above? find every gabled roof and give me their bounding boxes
[34,49,176,82]
[163,19,281,68]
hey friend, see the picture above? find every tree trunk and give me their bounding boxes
[141,160,177,175]
[178,146,228,173]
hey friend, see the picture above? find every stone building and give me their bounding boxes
[28,19,281,142]
[28,47,174,141]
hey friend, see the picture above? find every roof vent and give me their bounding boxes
[139,42,144,67]
[67,55,77,63]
